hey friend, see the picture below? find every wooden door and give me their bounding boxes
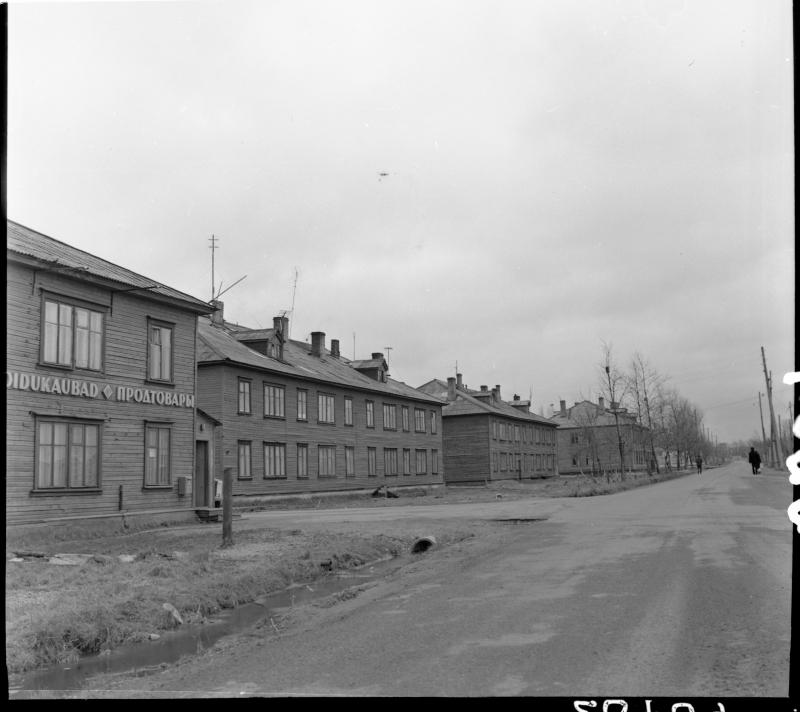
[195,441,208,507]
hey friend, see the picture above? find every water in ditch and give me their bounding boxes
[9,556,405,693]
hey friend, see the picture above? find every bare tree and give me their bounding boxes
[625,351,668,475]
[597,341,629,479]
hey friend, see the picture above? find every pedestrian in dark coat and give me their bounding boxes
[695,454,703,474]
[748,447,761,474]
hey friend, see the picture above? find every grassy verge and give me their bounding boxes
[6,526,417,673]
[565,468,698,497]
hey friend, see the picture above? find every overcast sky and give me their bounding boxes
[8,0,794,443]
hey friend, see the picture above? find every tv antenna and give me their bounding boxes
[289,268,298,338]
[385,347,393,370]
[208,235,218,301]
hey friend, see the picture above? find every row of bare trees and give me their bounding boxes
[582,342,718,477]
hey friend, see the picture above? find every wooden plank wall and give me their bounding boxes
[197,361,445,496]
[488,418,559,480]
[555,425,648,474]
[6,262,199,523]
[440,414,490,483]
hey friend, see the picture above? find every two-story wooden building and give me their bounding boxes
[549,398,649,475]
[196,304,446,497]
[6,221,213,530]
[417,375,559,484]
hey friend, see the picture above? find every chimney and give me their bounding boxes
[456,373,463,389]
[371,352,383,360]
[598,397,605,412]
[210,300,224,326]
[495,385,501,402]
[273,315,289,335]
[480,385,488,392]
[331,339,340,358]
[513,394,520,401]
[560,400,566,416]
[491,387,499,404]
[311,332,325,358]
[447,377,457,401]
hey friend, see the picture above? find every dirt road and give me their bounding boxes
[94,461,792,697]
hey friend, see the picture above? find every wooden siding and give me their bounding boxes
[6,262,199,524]
[555,424,648,475]
[441,414,490,483]
[488,417,559,480]
[197,361,445,495]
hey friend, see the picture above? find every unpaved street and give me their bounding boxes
[103,461,792,697]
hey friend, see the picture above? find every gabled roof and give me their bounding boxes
[549,400,642,429]
[198,318,444,405]
[7,220,212,312]
[417,379,556,425]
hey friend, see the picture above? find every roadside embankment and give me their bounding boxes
[6,522,472,673]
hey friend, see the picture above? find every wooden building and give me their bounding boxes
[196,304,446,497]
[417,375,559,484]
[6,221,212,529]
[549,398,649,475]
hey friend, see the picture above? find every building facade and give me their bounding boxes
[550,398,649,475]
[196,305,445,496]
[6,221,212,528]
[417,375,559,484]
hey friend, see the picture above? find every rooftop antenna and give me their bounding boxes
[208,235,218,301]
[385,347,393,370]
[216,275,247,299]
[353,333,356,360]
[289,268,298,338]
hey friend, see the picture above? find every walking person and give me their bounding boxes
[748,447,762,474]
[695,454,703,474]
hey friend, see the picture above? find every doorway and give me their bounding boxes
[195,441,209,507]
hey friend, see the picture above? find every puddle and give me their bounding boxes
[9,556,405,693]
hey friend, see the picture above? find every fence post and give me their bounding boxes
[221,466,234,548]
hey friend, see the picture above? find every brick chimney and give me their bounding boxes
[513,394,520,401]
[598,397,605,412]
[371,352,383,360]
[273,315,289,335]
[491,387,499,405]
[447,377,457,401]
[210,300,224,326]
[456,373,463,389]
[480,385,489,392]
[560,400,567,415]
[331,339,340,358]
[495,385,501,402]
[311,332,325,358]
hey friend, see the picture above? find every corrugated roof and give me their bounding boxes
[197,318,444,404]
[7,220,211,311]
[417,379,557,425]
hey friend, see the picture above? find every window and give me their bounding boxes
[515,426,520,442]
[431,412,437,434]
[297,444,308,478]
[368,447,377,476]
[318,445,336,477]
[264,443,286,477]
[42,297,105,371]
[403,449,411,475]
[492,421,497,439]
[571,433,580,445]
[536,454,542,470]
[402,406,410,431]
[492,452,498,472]
[238,442,252,479]
[432,449,439,474]
[366,401,375,428]
[383,404,397,430]
[297,390,308,421]
[523,428,527,443]
[500,453,507,471]
[147,322,173,382]
[415,449,427,474]
[535,428,541,445]
[145,424,171,486]
[36,420,100,490]
[572,456,578,466]
[345,447,355,477]
[238,380,251,414]
[318,394,335,423]
[548,454,554,470]
[414,409,425,433]
[384,448,398,476]
[345,398,354,426]
[264,385,285,418]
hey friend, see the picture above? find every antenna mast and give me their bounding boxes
[208,235,218,301]
[385,347,393,371]
[290,268,298,339]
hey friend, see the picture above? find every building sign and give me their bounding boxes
[6,371,195,408]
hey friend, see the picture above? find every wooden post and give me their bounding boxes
[221,466,234,548]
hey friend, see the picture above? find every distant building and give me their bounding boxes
[417,375,559,484]
[549,398,649,475]
[196,304,445,497]
[6,221,212,529]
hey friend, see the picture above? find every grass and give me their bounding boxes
[5,526,415,673]
[564,468,698,497]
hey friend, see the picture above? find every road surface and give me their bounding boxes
[126,461,793,697]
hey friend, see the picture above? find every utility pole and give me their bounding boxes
[761,347,780,466]
[758,392,768,459]
[769,369,782,465]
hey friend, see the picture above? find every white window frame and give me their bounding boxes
[264,442,286,478]
[318,393,335,423]
[238,441,252,478]
[264,384,286,418]
[318,445,336,477]
[35,419,101,491]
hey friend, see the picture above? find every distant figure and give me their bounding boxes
[695,454,703,474]
[748,447,762,474]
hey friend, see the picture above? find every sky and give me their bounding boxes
[7,0,794,444]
